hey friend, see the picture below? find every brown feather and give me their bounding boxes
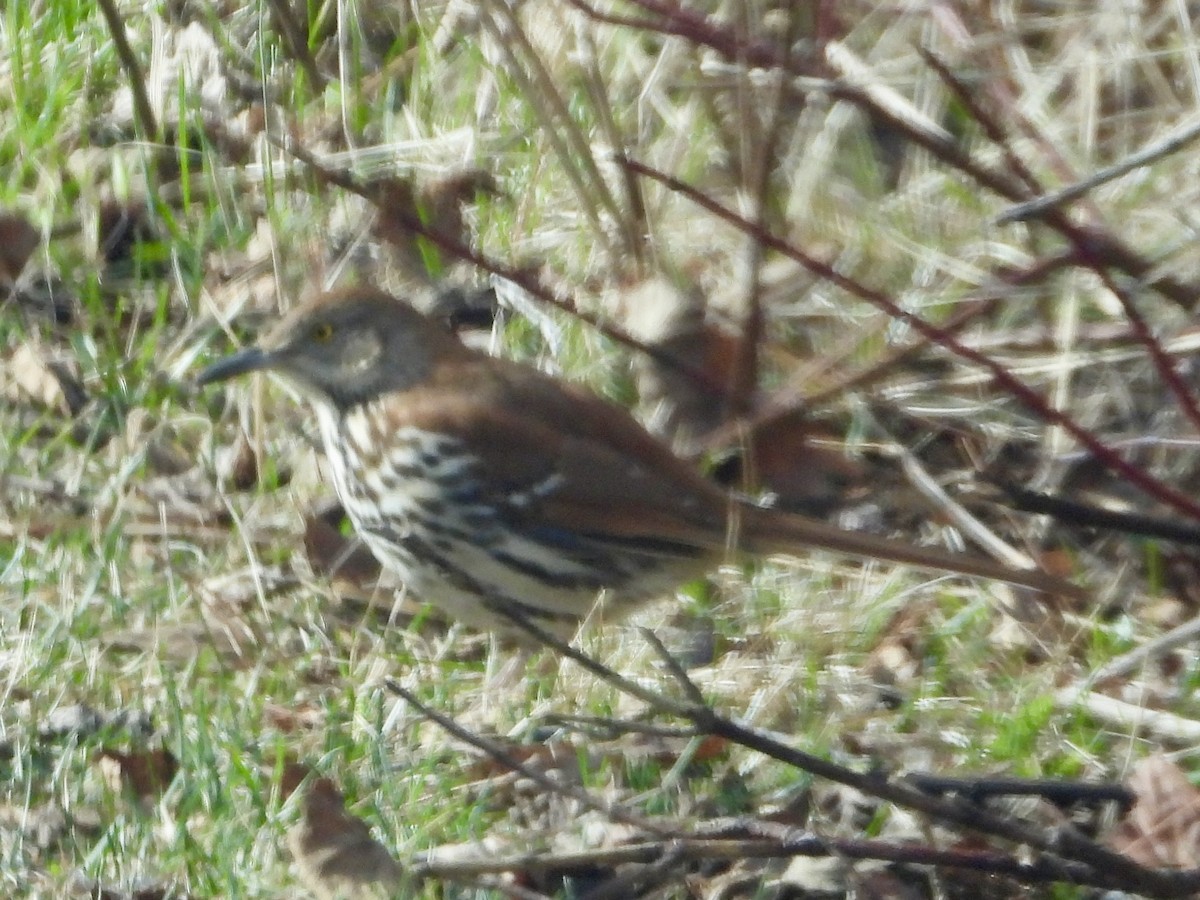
[379,340,1083,599]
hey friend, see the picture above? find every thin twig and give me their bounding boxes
[918,47,1044,198]
[620,155,1200,524]
[916,47,1199,310]
[568,11,647,269]
[416,833,1003,880]
[96,0,159,139]
[997,483,1200,546]
[487,608,695,717]
[569,0,1200,308]
[485,614,1093,869]
[446,616,1195,895]
[1088,613,1200,685]
[1093,267,1200,436]
[273,135,726,399]
[578,842,687,900]
[394,606,1199,896]
[904,773,1133,809]
[871,419,1039,570]
[724,8,797,420]
[476,0,627,259]
[1056,688,1200,745]
[416,831,1129,888]
[263,0,325,90]
[537,713,698,741]
[693,706,1197,894]
[941,53,1200,438]
[693,251,1075,459]
[999,118,1200,224]
[474,876,555,900]
[383,679,671,837]
[638,627,707,708]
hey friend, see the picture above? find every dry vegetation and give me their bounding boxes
[6,0,1200,897]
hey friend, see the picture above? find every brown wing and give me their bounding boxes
[382,355,735,557]
[380,346,1083,599]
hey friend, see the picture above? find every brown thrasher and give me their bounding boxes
[198,287,1080,636]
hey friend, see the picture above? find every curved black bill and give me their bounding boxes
[197,346,272,386]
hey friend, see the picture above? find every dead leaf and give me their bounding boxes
[95,748,179,802]
[865,599,937,694]
[199,565,298,610]
[220,428,260,490]
[104,624,200,659]
[108,16,228,149]
[200,594,263,661]
[849,867,939,899]
[617,277,866,514]
[97,199,163,271]
[4,342,87,416]
[774,854,846,894]
[304,502,383,586]
[369,168,497,278]
[416,169,499,243]
[463,733,729,791]
[280,759,314,800]
[264,702,325,733]
[730,413,868,516]
[203,218,280,319]
[123,410,197,476]
[417,834,517,867]
[619,276,740,449]
[0,211,39,290]
[105,568,282,663]
[287,774,404,900]
[8,273,76,324]
[1109,754,1200,868]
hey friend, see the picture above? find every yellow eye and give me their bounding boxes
[313,322,334,342]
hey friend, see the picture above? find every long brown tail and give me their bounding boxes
[738,505,1085,600]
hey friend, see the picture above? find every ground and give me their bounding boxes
[2,2,1200,897]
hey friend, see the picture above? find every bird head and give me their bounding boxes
[198,287,455,410]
